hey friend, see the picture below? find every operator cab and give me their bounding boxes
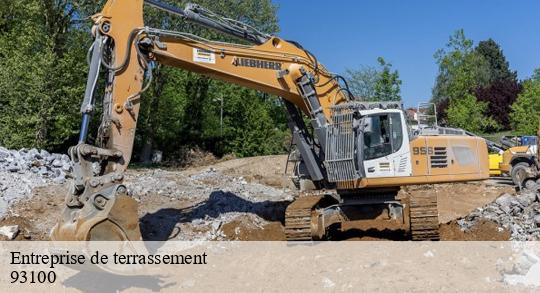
[358,109,411,178]
[363,112,404,160]
[323,102,412,183]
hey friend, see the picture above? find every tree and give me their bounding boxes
[475,38,517,83]
[0,0,289,161]
[531,68,540,82]
[475,79,522,130]
[446,94,498,133]
[344,66,378,100]
[431,29,498,130]
[510,80,540,135]
[374,57,402,101]
[471,39,520,130]
[134,0,287,161]
[345,57,401,101]
[431,29,491,104]
[0,1,94,150]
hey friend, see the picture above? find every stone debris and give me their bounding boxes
[458,190,540,240]
[0,147,71,182]
[129,167,293,241]
[0,146,71,217]
[0,225,19,240]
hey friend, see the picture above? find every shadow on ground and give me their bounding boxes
[139,190,291,241]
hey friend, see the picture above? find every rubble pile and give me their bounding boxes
[0,147,71,183]
[129,168,293,241]
[458,191,540,240]
[0,147,71,216]
[127,168,292,203]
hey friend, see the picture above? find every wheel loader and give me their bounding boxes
[50,0,489,242]
[498,133,540,189]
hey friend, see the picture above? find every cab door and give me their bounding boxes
[363,112,411,178]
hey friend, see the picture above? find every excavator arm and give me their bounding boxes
[51,0,350,241]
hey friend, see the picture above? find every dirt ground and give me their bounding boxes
[0,155,518,241]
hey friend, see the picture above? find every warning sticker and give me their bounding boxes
[193,48,216,64]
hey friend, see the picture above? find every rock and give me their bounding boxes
[23,230,31,240]
[496,194,514,208]
[534,215,540,227]
[500,204,512,214]
[511,206,523,216]
[7,165,20,172]
[27,148,40,159]
[517,193,536,207]
[0,146,72,217]
[211,221,222,232]
[52,174,66,184]
[61,162,71,172]
[51,159,63,168]
[40,149,50,158]
[0,225,19,240]
[0,149,9,160]
[38,166,48,176]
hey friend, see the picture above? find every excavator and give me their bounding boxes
[50,0,489,242]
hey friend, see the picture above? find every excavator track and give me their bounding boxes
[284,195,324,241]
[409,193,440,241]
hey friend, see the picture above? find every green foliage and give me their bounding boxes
[218,87,289,157]
[475,38,517,83]
[446,94,498,133]
[0,0,288,160]
[344,66,378,100]
[531,68,540,82]
[510,80,540,135]
[132,0,287,160]
[431,29,508,132]
[0,0,90,150]
[345,57,401,101]
[373,57,401,101]
[431,29,490,104]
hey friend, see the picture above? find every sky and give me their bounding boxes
[273,0,540,107]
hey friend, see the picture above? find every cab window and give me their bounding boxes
[363,113,403,160]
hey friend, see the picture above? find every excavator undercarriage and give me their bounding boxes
[284,189,439,241]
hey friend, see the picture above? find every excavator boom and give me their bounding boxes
[51,0,349,241]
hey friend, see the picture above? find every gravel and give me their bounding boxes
[0,146,71,217]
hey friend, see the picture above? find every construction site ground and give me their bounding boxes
[0,155,518,241]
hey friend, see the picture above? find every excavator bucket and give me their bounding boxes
[51,186,142,241]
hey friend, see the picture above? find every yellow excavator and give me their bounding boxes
[50,0,489,242]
